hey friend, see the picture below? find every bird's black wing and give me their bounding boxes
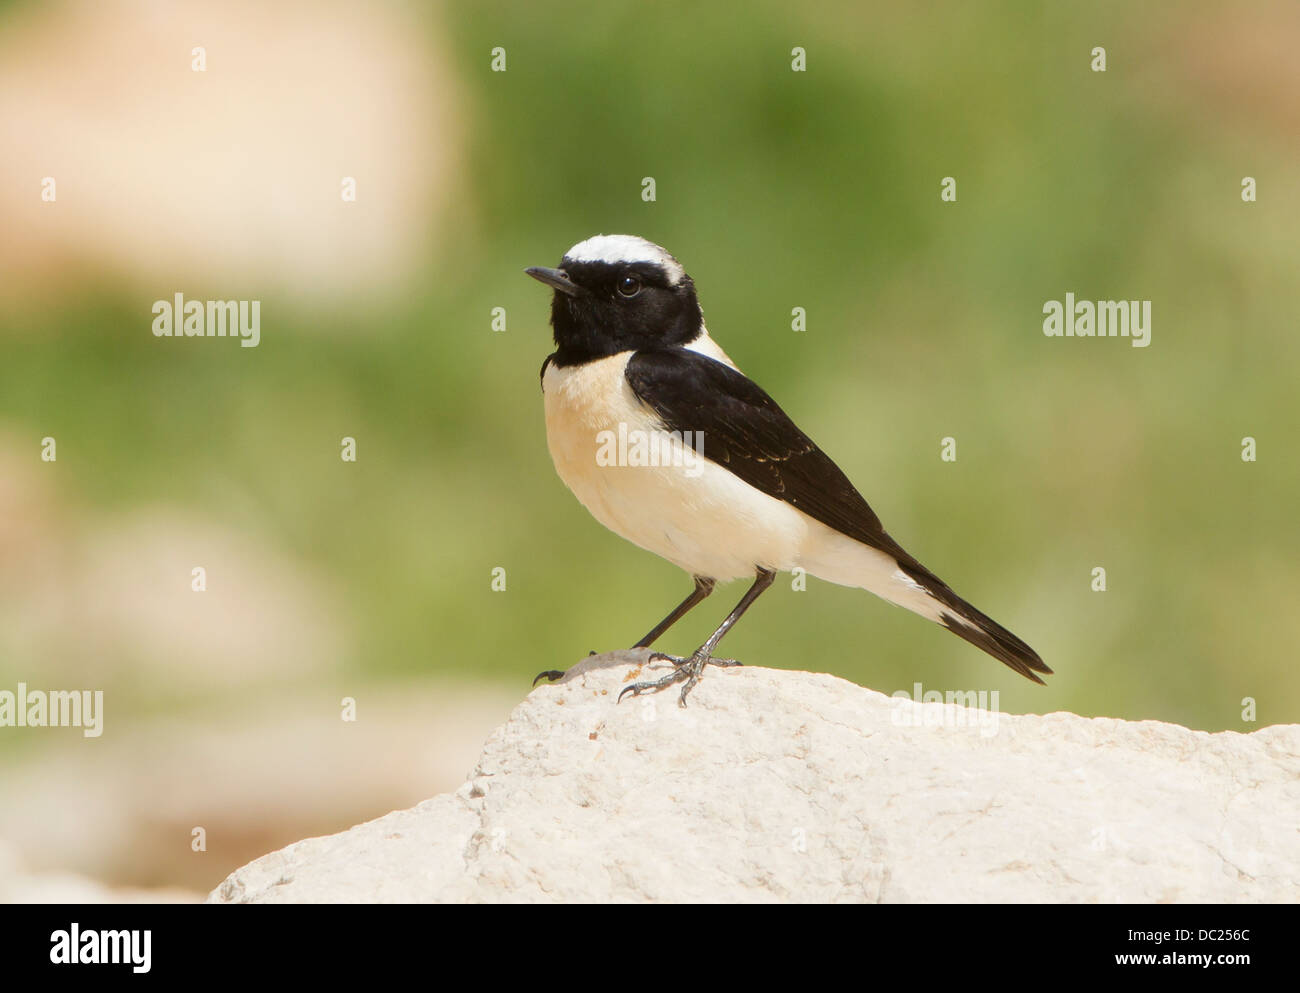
[624,347,913,566]
[624,346,1051,683]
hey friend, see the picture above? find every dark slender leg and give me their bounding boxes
[619,567,776,708]
[633,576,715,648]
[531,575,717,687]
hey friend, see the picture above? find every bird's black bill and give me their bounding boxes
[525,266,580,296]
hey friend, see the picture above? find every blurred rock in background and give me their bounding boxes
[0,0,459,307]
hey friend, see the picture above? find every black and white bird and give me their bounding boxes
[527,234,1049,706]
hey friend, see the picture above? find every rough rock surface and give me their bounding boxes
[208,651,1300,903]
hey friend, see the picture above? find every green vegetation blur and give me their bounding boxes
[3,0,1296,735]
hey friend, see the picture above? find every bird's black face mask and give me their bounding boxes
[539,260,705,366]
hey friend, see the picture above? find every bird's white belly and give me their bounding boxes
[542,352,814,581]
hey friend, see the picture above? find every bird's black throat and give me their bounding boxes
[548,265,705,367]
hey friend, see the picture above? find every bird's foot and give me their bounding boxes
[617,650,741,708]
[531,650,600,687]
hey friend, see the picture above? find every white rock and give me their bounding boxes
[208,652,1300,903]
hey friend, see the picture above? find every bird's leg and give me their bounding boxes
[619,567,776,707]
[531,576,716,686]
[632,576,715,648]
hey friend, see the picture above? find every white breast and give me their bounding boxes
[541,337,952,619]
[541,345,810,581]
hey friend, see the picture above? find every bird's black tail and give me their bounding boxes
[899,561,1051,684]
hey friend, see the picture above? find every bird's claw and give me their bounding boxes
[617,650,741,707]
[530,650,606,687]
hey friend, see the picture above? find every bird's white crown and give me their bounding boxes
[563,234,686,286]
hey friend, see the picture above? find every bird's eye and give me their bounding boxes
[617,275,642,298]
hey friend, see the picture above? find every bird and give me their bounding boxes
[526,234,1049,706]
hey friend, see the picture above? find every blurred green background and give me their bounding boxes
[0,0,1296,894]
